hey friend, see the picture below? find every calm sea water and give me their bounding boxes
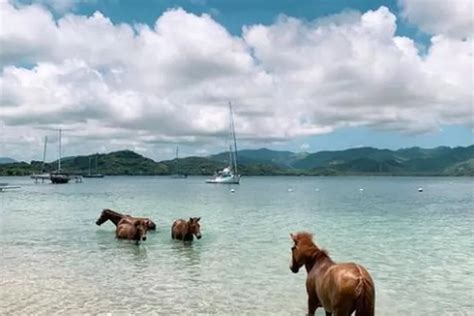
[1,176,472,315]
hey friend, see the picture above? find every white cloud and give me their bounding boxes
[399,0,473,38]
[0,2,472,160]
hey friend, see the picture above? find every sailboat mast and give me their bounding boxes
[175,146,179,173]
[42,136,48,172]
[88,157,92,176]
[58,129,62,172]
[229,102,238,173]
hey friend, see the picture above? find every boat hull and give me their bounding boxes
[50,174,70,184]
[206,175,240,184]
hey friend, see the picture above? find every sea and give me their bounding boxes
[1,176,472,315]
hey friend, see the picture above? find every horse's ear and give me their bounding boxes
[189,217,193,222]
[290,233,296,242]
[196,217,201,222]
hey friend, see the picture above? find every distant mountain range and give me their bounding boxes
[0,146,473,176]
[0,157,17,164]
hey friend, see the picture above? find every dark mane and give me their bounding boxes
[103,209,125,216]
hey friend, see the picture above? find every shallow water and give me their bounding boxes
[1,176,472,315]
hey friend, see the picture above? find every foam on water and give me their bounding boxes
[1,176,472,315]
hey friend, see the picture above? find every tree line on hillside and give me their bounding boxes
[1,146,473,176]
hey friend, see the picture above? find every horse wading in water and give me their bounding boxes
[96,209,156,230]
[290,232,375,316]
[171,217,202,241]
[116,217,149,245]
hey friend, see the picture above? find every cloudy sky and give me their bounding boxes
[1,0,472,162]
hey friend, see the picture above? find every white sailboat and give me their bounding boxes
[206,102,240,184]
[50,129,71,184]
[31,136,50,182]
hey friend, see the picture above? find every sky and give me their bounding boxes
[0,0,473,162]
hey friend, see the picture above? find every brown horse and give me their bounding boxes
[116,217,149,245]
[290,232,375,316]
[171,217,202,241]
[95,209,156,230]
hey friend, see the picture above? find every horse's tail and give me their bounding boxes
[355,272,375,316]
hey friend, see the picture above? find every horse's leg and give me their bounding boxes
[307,296,318,316]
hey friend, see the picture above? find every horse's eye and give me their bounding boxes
[291,246,296,251]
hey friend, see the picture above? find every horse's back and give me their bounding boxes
[319,263,373,313]
[171,219,186,239]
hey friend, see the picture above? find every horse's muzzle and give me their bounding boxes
[290,265,299,273]
[196,235,202,239]
[142,236,147,241]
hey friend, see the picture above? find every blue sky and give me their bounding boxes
[1,0,473,160]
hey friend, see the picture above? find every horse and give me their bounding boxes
[95,209,156,230]
[171,217,202,241]
[290,232,375,316]
[116,217,149,245]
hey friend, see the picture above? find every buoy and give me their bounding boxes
[288,188,293,192]
[315,188,320,192]
[359,188,364,192]
[230,189,235,193]
[418,188,423,192]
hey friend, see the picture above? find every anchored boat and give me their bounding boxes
[206,102,240,184]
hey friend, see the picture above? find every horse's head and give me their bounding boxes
[134,220,148,243]
[188,217,201,239]
[95,210,108,226]
[145,219,156,230]
[290,232,316,273]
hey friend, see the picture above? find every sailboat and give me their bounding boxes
[50,129,71,184]
[84,154,104,178]
[206,102,240,184]
[31,136,51,182]
[171,146,187,178]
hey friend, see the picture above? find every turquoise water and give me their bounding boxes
[1,176,472,315]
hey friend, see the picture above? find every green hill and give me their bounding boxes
[0,145,472,176]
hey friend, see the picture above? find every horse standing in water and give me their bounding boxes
[95,209,156,230]
[116,217,149,245]
[171,217,202,241]
[290,232,375,316]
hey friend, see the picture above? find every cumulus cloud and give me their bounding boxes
[399,0,473,38]
[0,2,472,160]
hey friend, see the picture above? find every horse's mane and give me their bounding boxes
[295,232,314,243]
[295,231,333,263]
[314,248,332,262]
[103,209,124,216]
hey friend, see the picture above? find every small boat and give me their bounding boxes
[206,167,240,184]
[50,129,70,184]
[83,154,104,178]
[171,146,187,179]
[206,102,240,184]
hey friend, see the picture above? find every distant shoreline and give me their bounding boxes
[1,145,473,177]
